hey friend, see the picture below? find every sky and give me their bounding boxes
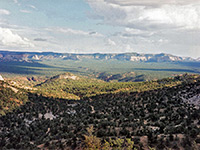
[0,0,200,58]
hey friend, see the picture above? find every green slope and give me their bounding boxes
[0,81,28,115]
[36,72,191,100]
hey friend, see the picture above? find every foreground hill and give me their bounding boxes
[0,74,199,149]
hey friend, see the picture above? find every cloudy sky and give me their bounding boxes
[0,0,200,58]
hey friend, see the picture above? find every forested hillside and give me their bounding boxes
[0,74,199,149]
[0,81,28,115]
[36,72,184,100]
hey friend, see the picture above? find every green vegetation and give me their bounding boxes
[0,81,28,115]
[83,126,136,150]
[34,59,200,81]
[36,72,183,99]
[1,59,200,82]
[0,74,199,149]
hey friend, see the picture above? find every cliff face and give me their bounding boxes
[0,51,197,62]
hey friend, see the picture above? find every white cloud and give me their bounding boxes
[85,0,200,58]
[107,38,116,46]
[87,0,126,25]
[125,44,134,52]
[137,5,200,30]
[0,27,34,48]
[20,10,31,14]
[29,5,37,10]
[46,27,103,37]
[56,28,88,35]
[158,39,168,43]
[0,9,10,15]
[87,0,200,30]
[13,0,18,4]
[124,28,154,37]
[105,0,199,6]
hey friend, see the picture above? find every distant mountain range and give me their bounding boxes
[0,50,198,62]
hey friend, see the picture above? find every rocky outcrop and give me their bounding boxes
[0,75,4,81]
[51,73,79,80]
